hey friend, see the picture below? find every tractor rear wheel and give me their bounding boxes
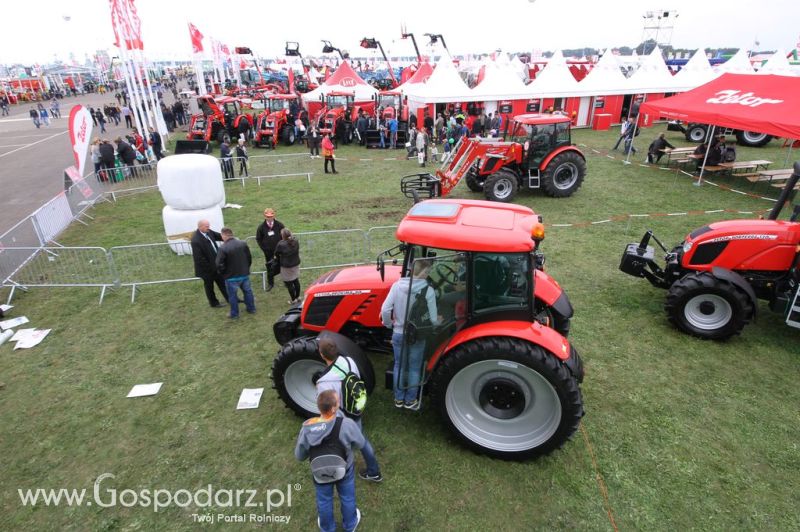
[430,337,583,460]
[237,119,251,141]
[541,151,586,197]
[665,272,753,340]
[735,130,772,147]
[271,332,376,418]
[483,169,519,202]
[281,126,295,146]
[465,167,485,192]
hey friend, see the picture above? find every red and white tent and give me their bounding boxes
[640,73,800,140]
[303,61,377,100]
[397,62,433,91]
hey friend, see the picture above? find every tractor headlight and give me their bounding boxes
[682,241,693,253]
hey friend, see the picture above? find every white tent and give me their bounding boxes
[757,48,799,76]
[626,47,677,93]
[526,50,580,97]
[402,51,473,105]
[303,61,377,101]
[714,49,754,75]
[571,49,631,96]
[470,60,532,101]
[671,49,718,91]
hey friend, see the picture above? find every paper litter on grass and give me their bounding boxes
[14,329,51,349]
[10,328,36,342]
[236,388,264,410]
[0,316,29,330]
[223,203,243,209]
[127,383,163,398]
[0,304,13,312]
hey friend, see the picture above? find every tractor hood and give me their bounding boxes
[309,264,401,291]
[681,219,800,272]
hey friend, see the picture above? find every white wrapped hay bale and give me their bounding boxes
[157,154,224,210]
[162,204,224,255]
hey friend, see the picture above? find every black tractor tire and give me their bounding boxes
[271,332,376,418]
[237,119,251,141]
[465,167,485,192]
[216,129,228,144]
[280,126,296,146]
[541,151,586,198]
[665,272,754,340]
[735,130,772,148]
[483,168,519,202]
[685,124,708,143]
[429,337,584,460]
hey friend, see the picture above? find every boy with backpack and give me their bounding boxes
[295,389,364,532]
[315,336,382,483]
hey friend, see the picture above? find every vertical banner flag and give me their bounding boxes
[68,105,93,176]
[188,22,204,54]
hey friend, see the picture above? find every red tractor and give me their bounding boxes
[364,91,409,148]
[401,114,587,203]
[271,199,584,460]
[254,94,301,148]
[619,164,800,340]
[186,96,254,144]
[312,92,375,145]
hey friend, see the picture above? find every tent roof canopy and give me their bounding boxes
[640,73,800,140]
[303,61,377,101]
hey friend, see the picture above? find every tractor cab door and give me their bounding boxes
[397,253,467,406]
[525,124,556,169]
[470,252,532,318]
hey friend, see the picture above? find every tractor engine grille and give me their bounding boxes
[305,295,344,326]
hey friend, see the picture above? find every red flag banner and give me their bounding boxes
[188,22,204,54]
[109,0,143,50]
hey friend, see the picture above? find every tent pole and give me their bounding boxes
[784,141,794,168]
[694,125,716,186]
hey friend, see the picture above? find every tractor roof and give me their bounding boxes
[270,94,298,101]
[513,114,571,125]
[396,199,539,253]
[327,91,355,97]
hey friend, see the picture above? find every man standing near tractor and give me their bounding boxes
[256,208,285,292]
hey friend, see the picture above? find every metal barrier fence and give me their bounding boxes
[2,226,400,304]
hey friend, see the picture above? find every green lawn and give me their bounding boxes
[1,127,798,531]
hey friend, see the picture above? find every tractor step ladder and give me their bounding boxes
[786,285,800,329]
[528,168,541,189]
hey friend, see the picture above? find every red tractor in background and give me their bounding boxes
[186,95,254,144]
[313,91,374,145]
[619,163,800,340]
[364,91,409,148]
[254,94,302,148]
[271,199,584,460]
[401,114,587,203]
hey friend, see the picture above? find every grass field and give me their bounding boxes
[1,127,798,531]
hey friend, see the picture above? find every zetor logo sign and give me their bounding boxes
[340,77,357,87]
[706,90,783,107]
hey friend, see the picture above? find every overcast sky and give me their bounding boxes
[2,0,798,64]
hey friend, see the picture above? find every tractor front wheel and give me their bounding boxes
[465,167,485,192]
[686,124,708,143]
[735,130,772,148]
[271,332,376,418]
[430,337,584,460]
[665,272,753,340]
[281,126,295,146]
[483,169,519,202]
[541,151,586,197]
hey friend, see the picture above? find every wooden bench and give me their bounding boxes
[702,165,726,173]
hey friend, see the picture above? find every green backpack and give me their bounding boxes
[331,357,367,418]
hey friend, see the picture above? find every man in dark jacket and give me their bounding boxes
[98,140,116,182]
[647,133,675,164]
[216,227,255,319]
[190,219,228,308]
[149,126,164,160]
[255,207,285,291]
[356,112,368,146]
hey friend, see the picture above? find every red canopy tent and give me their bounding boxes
[640,73,800,140]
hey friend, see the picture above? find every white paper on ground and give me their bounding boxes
[223,203,243,209]
[127,382,163,398]
[10,328,36,342]
[0,304,13,312]
[0,316,29,330]
[236,388,264,410]
[14,329,51,349]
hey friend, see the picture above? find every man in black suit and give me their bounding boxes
[255,207,285,291]
[190,219,227,307]
[149,126,164,160]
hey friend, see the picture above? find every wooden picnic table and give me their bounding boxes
[747,167,794,184]
[719,160,772,171]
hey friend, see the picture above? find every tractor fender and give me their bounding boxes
[533,269,573,318]
[539,145,585,171]
[710,267,758,319]
[426,320,571,373]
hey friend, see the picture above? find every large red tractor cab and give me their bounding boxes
[401,114,587,203]
[187,96,253,144]
[364,91,409,148]
[271,199,583,460]
[620,163,800,339]
[317,91,361,144]
[254,94,301,148]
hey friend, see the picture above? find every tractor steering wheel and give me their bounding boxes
[434,263,459,285]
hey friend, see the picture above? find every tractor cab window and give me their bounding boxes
[397,253,467,394]
[471,252,530,315]
[526,123,556,168]
[223,102,239,116]
[555,121,571,145]
[509,122,532,145]
[327,95,353,109]
[377,95,399,110]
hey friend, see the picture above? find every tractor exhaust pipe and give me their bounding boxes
[767,161,800,220]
